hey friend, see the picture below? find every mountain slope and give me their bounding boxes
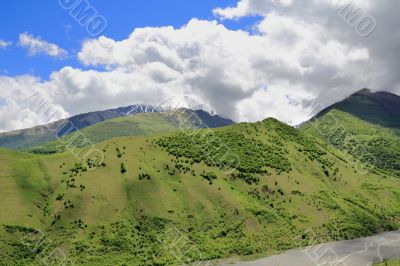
[301,89,400,177]
[317,89,400,129]
[27,109,234,154]
[1,118,400,265]
[0,104,219,150]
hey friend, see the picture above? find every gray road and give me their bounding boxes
[216,231,400,266]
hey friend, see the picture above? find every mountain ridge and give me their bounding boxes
[0,104,234,150]
[301,89,400,177]
[27,108,235,154]
[312,88,400,129]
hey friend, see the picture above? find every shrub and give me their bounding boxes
[138,173,151,180]
[231,172,259,185]
[200,172,217,182]
[120,163,127,174]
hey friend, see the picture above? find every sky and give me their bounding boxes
[0,0,399,132]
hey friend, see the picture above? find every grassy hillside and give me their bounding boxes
[27,109,234,154]
[1,119,400,265]
[0,106,233,151]
[302,109,400,177]
[0,109,124,150]
[316,89,400,129]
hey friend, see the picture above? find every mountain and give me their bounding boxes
[314,89,400,129]
[27,109,235,154]
[301,89,400,177]
[1,118,400,265]
[0,104,233,150]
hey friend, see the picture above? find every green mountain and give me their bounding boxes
[0,104,153,150]
[27,109,234,154]
[301,89,400,177]
[2,118,400,265]
[323,88,400,128]
[0,104,233,151]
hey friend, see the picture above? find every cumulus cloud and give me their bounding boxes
[213,0,292,19]
[0,75,68,132]
[19,33,68,58]
[215,0,400,118]
[0,39,12,49]
[1,0,400,132]
[75,15,371,123]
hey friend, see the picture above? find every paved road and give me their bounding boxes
[217,231,400,266]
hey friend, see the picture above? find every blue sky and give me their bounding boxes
[0,0,397,132]
[0,0,258,79]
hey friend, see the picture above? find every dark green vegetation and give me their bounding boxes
[302,89,400,177]
[0,105,233,151]
[321,89,400,128]
[26,109,234,154]
[2,116,400,265]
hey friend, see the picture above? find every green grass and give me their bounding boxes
[375,259,400,265]
[319,89,400,129]
[302,109,400,177]
[2,119,400,265]
[27,109,227,154]
[301,89,400,178]
[0,124,59,150]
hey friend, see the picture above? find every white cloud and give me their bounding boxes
[1,0,400,132]
[0,39,12,49]
[0,75,68,132]
[18,33,68,58]
[213,0,285,19]
[75,16,370,122]
[212,0,400,116]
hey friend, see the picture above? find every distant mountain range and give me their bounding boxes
[27,108,235,154]
[0,104,234,150]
